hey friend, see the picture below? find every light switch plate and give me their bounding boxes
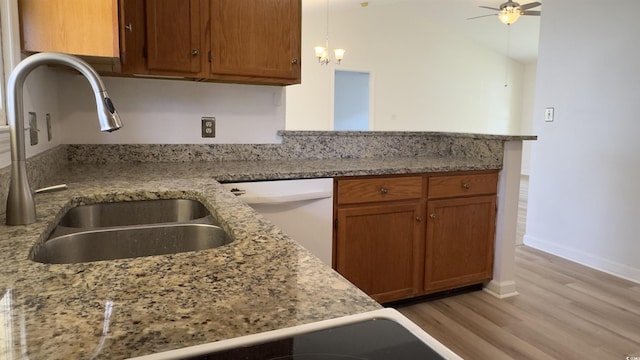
[544,107,555,122]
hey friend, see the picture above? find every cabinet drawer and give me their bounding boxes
[428,172,498,199]
[337,176,423,204]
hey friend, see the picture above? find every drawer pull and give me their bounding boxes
[429,213,437,220]
[380,187,389,194]
[191,49,200,56]
[416,216,423,222]
[462,183,471,190]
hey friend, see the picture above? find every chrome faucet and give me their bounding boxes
[5,53,122,225]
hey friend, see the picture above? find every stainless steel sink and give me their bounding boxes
[58,199,212,228]
[33,224,231,264]
[32,198,233,264]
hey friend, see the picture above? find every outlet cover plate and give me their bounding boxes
[28,112,38,146]
[201,117,216,138]
[46,113,52,141]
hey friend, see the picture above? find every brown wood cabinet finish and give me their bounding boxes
[19,0,301,85]
[335,202,424,303]
[334,171,498,303]
[19,0,119,58]
[336,176,423,205]
[424,195,496,292]
[209,0,301,81]
[145,0,205,76]
[428,173,499,199]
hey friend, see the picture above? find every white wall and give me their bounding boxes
[520,62,537,175]
[525,0,640,282]
[58,75,285,144]
[286,2,527,134]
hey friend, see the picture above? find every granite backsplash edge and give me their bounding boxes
[65,132,518,163]
[0,131,530,217]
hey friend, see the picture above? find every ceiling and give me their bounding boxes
[302,0,541,63]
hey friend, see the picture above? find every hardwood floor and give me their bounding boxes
[397,246,640,360]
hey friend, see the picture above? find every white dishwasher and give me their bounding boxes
[221,178,334,265]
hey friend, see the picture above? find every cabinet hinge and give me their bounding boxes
[334,219,338,230]
[208,51,212,63]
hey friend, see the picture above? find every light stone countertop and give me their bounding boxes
[0,156,501,359]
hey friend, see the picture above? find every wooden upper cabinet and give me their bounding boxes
[19,0,302,84]
[145,0,205,76]
[19,0,119,58]
[209,0,301,82]
[119,0,145,74]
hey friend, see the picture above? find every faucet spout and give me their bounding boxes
[5,53,123,225]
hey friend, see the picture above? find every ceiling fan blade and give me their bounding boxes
[479,6,500,11]
[520,2,542,10]
[522,10,541,16]
[467,13,498,20]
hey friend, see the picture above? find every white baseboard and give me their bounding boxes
[524,235,640,284]
[483,280,519,299]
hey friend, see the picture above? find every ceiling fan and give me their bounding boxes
[468,1,541,25]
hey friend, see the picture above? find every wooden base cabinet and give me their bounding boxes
[335,202,424,303]
[334,176,424,303]
[334,171,498,303]
[424,195,496,292]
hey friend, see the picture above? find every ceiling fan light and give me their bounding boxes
[498,7,521,25]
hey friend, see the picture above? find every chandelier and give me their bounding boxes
[314,0,345,65]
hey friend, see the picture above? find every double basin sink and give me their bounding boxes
[32,199,232,264]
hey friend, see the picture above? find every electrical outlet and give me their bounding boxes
[201,117,216,138]
[28,112,38,146]
[46,113,53,141]
[544,107,555,122]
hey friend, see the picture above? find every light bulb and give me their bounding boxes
[315,46,327,58]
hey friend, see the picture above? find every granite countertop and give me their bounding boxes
[0,156,500,359]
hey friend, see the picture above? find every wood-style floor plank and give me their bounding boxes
[396,246,640,360]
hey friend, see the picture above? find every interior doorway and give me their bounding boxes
[334,70,370,131]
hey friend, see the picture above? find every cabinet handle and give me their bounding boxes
[462,183,471,189]
[291,58,299,65]
[125,23,133,32]
[191,49,200,56]
[416,216,423,222]
[429,213,437,220]
[380,187,389,194]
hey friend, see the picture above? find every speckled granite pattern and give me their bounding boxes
[0,131,535,358]
[0,163,382,359]
[66,131,535,164]
[0,146,68,217]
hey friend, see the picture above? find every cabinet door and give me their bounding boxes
[119,0,146,74]
[209,0,301,81]
[424,195,496,293]
[145,0,205,75]
[20,0,119,57]
[335,202,424,303]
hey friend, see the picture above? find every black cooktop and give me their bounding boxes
[183,318,446,360]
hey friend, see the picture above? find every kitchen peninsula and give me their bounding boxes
[0,131,534,359]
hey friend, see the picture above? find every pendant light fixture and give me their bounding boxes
[314,0,345,65]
